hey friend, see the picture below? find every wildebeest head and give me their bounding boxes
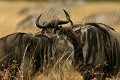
[35,9,74,35]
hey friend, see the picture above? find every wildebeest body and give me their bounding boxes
[53,22,120,79]
[0,33,43,79]
[0,32,73,79]
[71,23,120,80]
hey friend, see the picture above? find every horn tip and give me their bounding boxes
[36,14,42,23]
[63,9,67,13]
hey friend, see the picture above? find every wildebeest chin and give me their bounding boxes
[36,10,120,80]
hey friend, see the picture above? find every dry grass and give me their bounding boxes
[0,47,82,80]
[36,62,83,80]
[0,1,120,80]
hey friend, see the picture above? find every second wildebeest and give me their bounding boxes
[60,23,120,80]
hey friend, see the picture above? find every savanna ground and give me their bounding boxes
[0,1,120,80]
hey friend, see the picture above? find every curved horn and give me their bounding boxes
[36,10,71,29]
[36,14,45,29]
[57,20,69,25]
[56,9,73,25]
[63,9,73,28]
[36,15,69,29]
[36,14,52,29]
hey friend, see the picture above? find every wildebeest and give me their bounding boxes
[36,10,120,80]
[0,14,74,79]
[0,33,42,79]
[64,24,120,80]
[70,23,120,80]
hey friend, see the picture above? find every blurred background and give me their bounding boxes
[0,0,120,37]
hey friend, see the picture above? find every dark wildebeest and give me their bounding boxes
[36,10,120,80]
[0,14,74,79]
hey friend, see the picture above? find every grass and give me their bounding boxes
[0,46,82,80]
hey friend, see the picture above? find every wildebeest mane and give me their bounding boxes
[0,33,27,43]
[85,23,115,34]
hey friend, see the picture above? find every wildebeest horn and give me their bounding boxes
[36,14,47,29]
[36,16,68,29]
[36,10,72,29]
[63,9,73,28]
